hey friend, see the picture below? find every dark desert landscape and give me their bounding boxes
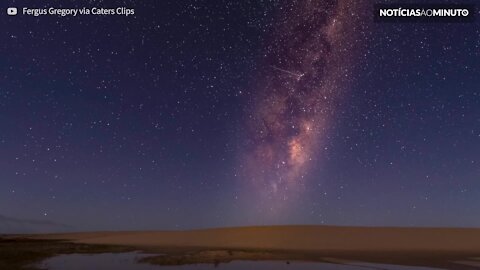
[2,226,480,269]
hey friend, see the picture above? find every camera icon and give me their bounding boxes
[7,7,17,16]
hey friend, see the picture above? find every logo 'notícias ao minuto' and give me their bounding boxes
[374,4,475,22]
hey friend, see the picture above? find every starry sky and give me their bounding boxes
[0,0,479,231]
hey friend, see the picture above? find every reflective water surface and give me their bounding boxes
[38,252,447,270]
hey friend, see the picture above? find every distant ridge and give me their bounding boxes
[0,214,71,234]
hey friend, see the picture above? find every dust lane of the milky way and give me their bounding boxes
[238,0,365,212]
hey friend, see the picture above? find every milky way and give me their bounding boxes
[240,0,362,209]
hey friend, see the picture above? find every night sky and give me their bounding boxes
[1,0,479,231]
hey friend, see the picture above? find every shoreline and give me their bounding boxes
[3,225,480,269]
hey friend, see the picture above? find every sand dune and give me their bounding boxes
[32,226,480,253]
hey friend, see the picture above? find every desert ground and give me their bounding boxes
[31,226,480,252]
[4,226,480,269]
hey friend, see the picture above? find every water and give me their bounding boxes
[38,252,446,270]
